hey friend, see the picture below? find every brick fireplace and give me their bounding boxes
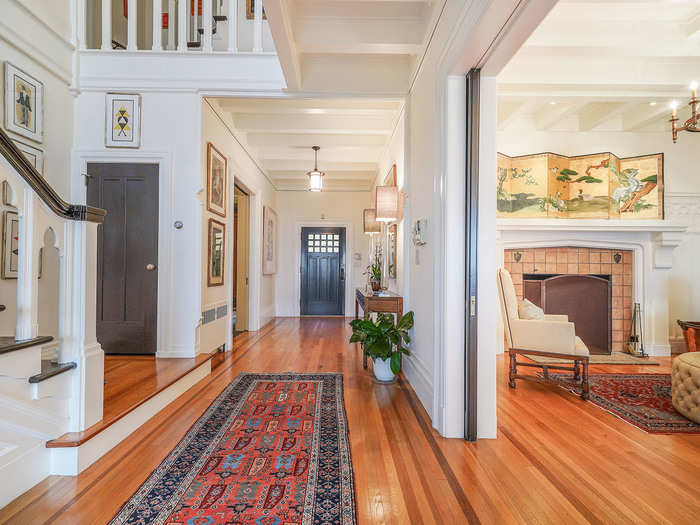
[504,247,634,352]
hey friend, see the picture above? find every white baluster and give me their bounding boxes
[127,0,137,50]
[101,0,112,50]
[253,0,262,53]
[227,0,237,52]
[203,0,212,52]
[168,0,176,49]
[178,0,187,50]
[153,0,162,50]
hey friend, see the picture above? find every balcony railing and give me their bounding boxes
[78,0,271,54]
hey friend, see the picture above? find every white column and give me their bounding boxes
[202,0,212,52]
[152,0,162,50]
[178,0,187,50]
[227,0,237,52]
[168,0,176,49]
[127,0,137,50]
[101,0,112,50]
[253,0,263,52]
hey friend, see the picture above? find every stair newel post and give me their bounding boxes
[152,0,163,50]
[253,0,263,52]
[202,0,213,52]
[227,0,237,52]
[178,0,187,51]
[67,219,104,430]
[15,192,38,341]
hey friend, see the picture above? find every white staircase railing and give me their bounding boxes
[80,0,270,54]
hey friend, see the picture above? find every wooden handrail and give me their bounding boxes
[0,128,105,223]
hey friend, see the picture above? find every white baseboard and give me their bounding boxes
[0,440,51,509]
[156,344,197,358]
[401,354,434,420]
[51,359,211,476]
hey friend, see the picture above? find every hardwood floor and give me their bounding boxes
[1,318,698,524]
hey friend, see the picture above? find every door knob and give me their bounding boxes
[146,263,157,271]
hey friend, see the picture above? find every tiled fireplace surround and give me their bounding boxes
[504,247,634,352]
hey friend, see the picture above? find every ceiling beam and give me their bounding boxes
[578,101,636,131]
[264,0,302,90]
[231,113,395,134]
[246,132,389,149]
[622,102,672,131]
[269,170,377,181]
[498,99,538,130]
[262,159,377,172]
[686,9,700,38]
[535,101,587,130]
[220,99,401,116]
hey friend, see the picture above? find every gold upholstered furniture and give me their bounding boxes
[497,268,590,400]
[672,352,700,424]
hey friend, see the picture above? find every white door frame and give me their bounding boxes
[294,220,354,317]
[72,150,174,357]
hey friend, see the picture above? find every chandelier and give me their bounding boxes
[306,146,324,192]
[670,81,698,143]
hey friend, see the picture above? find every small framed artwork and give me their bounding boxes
[262,205,278,275]
[105,93,141,148]
[208,218,225,287]
[2,210,19,279]
[14,140,43,175]
[4,62,43,143]
[2,181,14,206]
[207,142,227,217]
[246,0,267,20]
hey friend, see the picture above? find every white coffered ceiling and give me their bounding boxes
[264,0,441,94]
[498,0,700,131]
[211,97,403,191]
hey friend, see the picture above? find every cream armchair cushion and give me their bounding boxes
[498,268,589,357]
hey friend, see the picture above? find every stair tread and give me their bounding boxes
[0,335,53,356]
[28,360,76,383]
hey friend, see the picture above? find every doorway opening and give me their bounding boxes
[233,184,250,338]
[300,227,346,316]
[87,162,159,355]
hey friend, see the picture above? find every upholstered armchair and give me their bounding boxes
[497,268,590,400]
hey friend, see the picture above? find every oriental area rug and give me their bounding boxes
[552,372,700,434]
[110,373,356,524]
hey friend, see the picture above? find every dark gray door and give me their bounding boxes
[300,227,345,315]
[87,163,159,354]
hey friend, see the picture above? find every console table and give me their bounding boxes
[355,288,403,369]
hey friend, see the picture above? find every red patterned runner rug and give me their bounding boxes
[110,373,356,524]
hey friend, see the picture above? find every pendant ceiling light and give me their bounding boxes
[363,208,381,234]
[375,185,399,222]
[307,146,325,192]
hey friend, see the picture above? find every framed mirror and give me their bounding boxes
[387,224,397,279]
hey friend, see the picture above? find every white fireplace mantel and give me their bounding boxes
[496,219,687,270]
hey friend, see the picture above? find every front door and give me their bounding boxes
[87,163,159,354]
[300,227,345,315]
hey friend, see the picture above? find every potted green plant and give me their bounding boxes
[349,312,414,381]
[365,259,383,292]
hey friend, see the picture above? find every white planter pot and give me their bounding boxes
[372,357,395,382]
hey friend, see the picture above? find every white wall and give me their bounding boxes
[201,99,277,353]
[275,191,370,317]
[498,122,700,351]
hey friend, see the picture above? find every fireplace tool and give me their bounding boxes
[626,302,647,357]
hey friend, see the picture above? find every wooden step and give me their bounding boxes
[28,361,77,384]
[0,335,53,356]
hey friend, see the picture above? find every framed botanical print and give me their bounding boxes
[208,218,225,287]
[2,210,19,279]
[387,223,397,279]
[105,93,141,148]
[262,205,277,275]
[14,140,43,175]
[4,62,43,143]
[207,142,227,217]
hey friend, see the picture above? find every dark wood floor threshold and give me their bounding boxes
[46,352,216,448]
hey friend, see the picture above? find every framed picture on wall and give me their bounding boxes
[262,205,277,275]
[2,210,19,279]
[105,93,141,148]
[208,218,225,287]
[4,62,43,143]
[207,142,227,217]
[14,140,43,175]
